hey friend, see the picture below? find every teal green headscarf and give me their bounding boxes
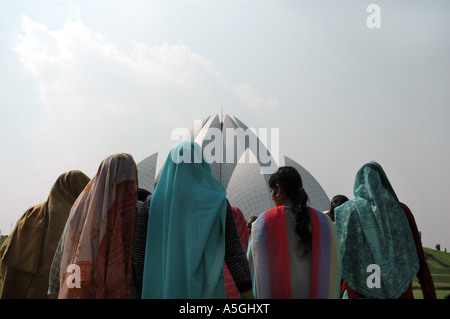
[141,141,227,299]
[335,162,419,298]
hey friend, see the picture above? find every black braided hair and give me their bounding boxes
[268,166,311,256]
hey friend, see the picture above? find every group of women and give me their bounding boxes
[0,141,436,299]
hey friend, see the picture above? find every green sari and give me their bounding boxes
[141,141,227,299]
[335,162,419,298]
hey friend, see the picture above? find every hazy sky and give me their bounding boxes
[0,0,449,249]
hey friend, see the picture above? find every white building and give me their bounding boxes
[136,114,330,220]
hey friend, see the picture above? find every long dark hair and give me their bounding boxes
[268,166,311,256]
[329,194,349,222]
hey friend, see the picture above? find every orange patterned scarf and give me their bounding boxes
[58,153,137,299]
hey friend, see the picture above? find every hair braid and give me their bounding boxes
[269,166,311,256]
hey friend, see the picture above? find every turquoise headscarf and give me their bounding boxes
[141,141,227,299]
[335,162,419,298]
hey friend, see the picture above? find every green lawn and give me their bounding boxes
[413,247,450,299]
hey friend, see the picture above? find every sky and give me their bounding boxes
[0,0,449,249]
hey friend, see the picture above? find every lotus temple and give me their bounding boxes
[136,114,330,220]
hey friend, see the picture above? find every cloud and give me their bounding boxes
[234,84,278,110]
[12,14,279,165]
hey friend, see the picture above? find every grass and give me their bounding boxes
[413,247,450,299]
[0,235,448,299]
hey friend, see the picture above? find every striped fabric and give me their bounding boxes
[249,205,341,299]
[310,207,341,299]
